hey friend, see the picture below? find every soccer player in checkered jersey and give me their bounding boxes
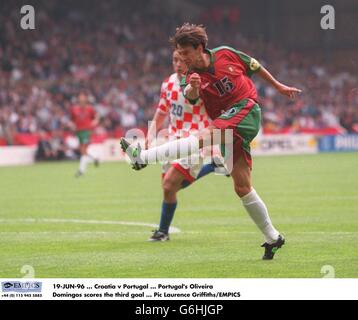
[121,24,302,259]
[146,49,227,242]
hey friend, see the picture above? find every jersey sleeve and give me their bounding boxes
[233,49,261,77]
[157,81,170,114]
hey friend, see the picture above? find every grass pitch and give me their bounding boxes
[0,153,357,278]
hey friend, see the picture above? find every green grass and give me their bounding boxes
[0,153,357,278]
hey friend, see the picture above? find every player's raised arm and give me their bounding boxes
[229,48,302,100]
[258,66,302,99]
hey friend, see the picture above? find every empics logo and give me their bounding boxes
[1,281,42,293]
[2,283,14,289]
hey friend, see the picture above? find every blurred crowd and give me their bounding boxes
[0,1,357,147]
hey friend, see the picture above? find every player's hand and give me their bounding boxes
[277,84,302,100]
[189,73,201,89]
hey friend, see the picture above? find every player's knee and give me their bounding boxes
[234,183,251,198]
[162,178,178,195]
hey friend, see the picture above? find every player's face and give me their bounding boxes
[172,51,187,75]
[78,93,88,105]
[177,44,202,69]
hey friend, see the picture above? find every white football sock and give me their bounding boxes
[140,135,200,164]
[79,155,91,173]
[241,189,280,244]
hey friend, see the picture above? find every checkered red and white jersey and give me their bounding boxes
[158,73,210,137]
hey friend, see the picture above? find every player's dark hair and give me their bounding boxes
[170,23,208,49]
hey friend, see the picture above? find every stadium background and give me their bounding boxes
[1,0,357,150]
[0,0,357,278]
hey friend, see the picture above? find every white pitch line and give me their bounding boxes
[0,219,356,236]
[183,231,358,235]
[0,218,181,234]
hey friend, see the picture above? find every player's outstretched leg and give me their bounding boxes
[232,155,285,260]
[120,136,200,170]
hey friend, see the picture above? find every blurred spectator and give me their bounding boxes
[36,130,75,161]
[0,0,357,148]
[36,130,54,160]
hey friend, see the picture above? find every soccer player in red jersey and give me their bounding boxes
[146,49,227,242]
[121,24,302,259]
[70,92,100,177]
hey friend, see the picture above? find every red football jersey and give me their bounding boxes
[70,105,96,131]
[181,46,261,120]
